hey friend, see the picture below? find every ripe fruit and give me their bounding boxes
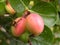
[26,13,44,36]
[5,2,16,14]
[11,17,26,37]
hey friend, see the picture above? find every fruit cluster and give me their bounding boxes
[5,1,44,37]
[11,12,44,37]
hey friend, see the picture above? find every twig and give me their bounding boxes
[28,39,32,45]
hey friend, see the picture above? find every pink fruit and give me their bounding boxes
[11,17,26,37]
[26,13,44,36]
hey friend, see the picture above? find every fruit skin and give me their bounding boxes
[11,17,26,37]
[5,2,16,14]
[26,13,44,36]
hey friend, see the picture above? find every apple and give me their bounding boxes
[26,13,44,36]
[11,17,26,37]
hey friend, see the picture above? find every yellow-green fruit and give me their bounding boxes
[26,13,44,36]
[5,3,16,14]
[29,1,34,6]
[11,17,26,37]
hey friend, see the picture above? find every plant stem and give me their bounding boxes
[20,0,29,10]
[28,39,32,45]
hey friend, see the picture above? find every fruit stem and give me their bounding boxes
[22,10,31,18]
[29,34,35,37]
[12,10,30,26]
[20,0,29,10]
[6,0,9,4]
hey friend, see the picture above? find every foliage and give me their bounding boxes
[0,0,59,45]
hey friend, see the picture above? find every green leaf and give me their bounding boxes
[22,0,40,9]
[14,41,29,45]
[0,16,12,27]
[58,0,60,11]
[0,31,5,39]
[58,6,60,12]
[53,38,60,45]
[23,0,57,27]
[8,0,58,27]
[30,26,54,45]
[8,0,25,17]
[9,26,54,45]
[53,25,60,38]
[0,1,6,15]
[56,14,60,25]
[0,0,5,2]
[9,39,29,45]
[9,39,17,45]
[50,0,58,8]
[0,39,8,45]
[30,1,57,27]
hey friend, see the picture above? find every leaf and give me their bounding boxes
[30,26,54,45]
[0,16,12,27]
[0,0,6,15]
[53,25,60,38]
[53,38,60,45]
[0,0,5,2]
[9,39,17,45]
[31,1,57,27]
[8,0,58,27]
[9,26,54,45]
[14,41,29,45]
[50,0,58,8]
[9,39,29,45]
[0,31,5,39]
[56,14,60,25]
[22,0,40,8]
[58,4,60,12]
[23,0,57,27]
[8,0,25,17]
[0,39,8,45]
[57,0,60,12]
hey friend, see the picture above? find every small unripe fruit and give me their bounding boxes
[29,1,34,7]
[26,13,44,36]
[5,2,16,14]
[19,32,29,43]
[11,17,26,37]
